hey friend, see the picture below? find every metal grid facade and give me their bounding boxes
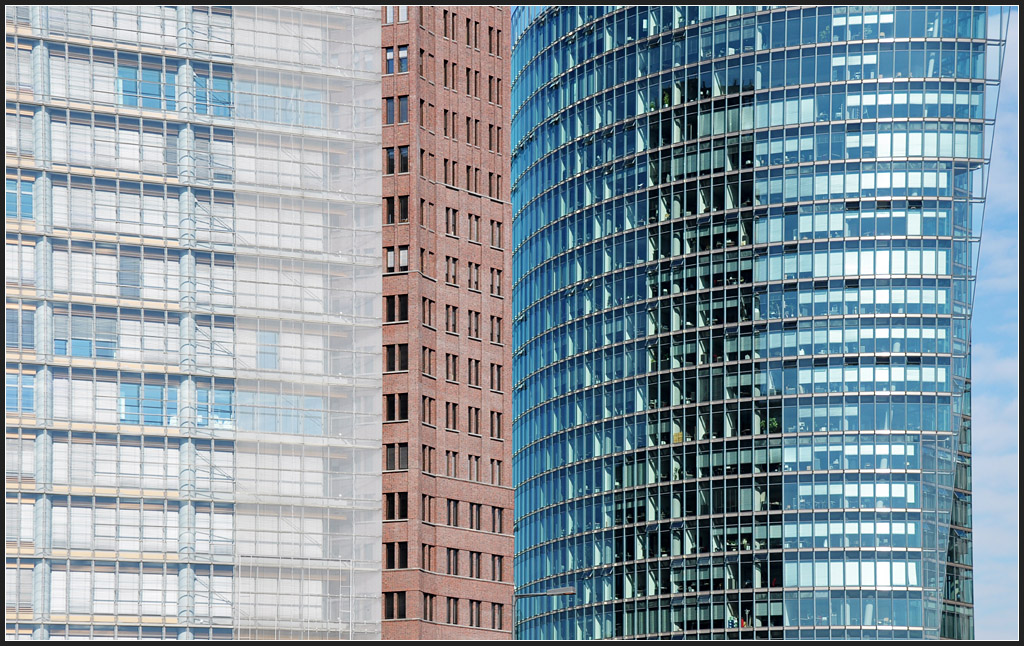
[6,6,382,639]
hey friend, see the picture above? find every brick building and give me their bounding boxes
[379,6,513,639]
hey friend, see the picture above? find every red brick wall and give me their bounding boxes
[381,6,513,640]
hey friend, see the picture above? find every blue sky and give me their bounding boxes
[973,6,1019,640]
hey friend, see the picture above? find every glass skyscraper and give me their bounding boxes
[6,6,382,639]
[510,6,1009,639]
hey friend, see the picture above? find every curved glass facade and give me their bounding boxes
[510,6,1009,640]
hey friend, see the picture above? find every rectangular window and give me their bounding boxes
[467,311,480,339]
[423,593,435,621]
[447,547,460,575]
[447,597,459,625]
[490,459,502,485]
[467,262,480,290]
[421,347,435,377]
[490,220,503,248]
[444,256,458,285]
[445,450,458,477]
[6,178,34,219]
[384,343,408,371]
[384,97,395,124]
[384,541,408,568]
[445,401,458,431]
[384,47,394,74]
[468,406,481,435]
[490,316,503,344]
[469,502,482,529]
[490,363,503,392]
[384,294,408,322]
[384,245,409,273]
[397,195,408,223]
[490,411,503,439]
[490,268,503,296]
[422,297,434,327]
[398,45,408,73]
[421,494,434,522]
[492,555,504,581]
[491,506,503,533]
[384,196,395,224]
[398,96,409,123]
[421,395,435,425]
[384,492,408,520]
[384,147,395,174]
[469,600,482,627]
[384,393,408,421]
[398,145,409,173]
[468,358,480,386]
[492,603,504,630]
[445,353,459,382]
[445,305,459,334]
[385,443,408,470]
[445,207,459,236]
[384,591,406,619]
[447,499,459,526]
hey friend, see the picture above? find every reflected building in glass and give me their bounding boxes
[6,6,382,640]
[510,6,1009,640]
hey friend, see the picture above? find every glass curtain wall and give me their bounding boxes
[510,5,1008,640]
[5,6,382,640]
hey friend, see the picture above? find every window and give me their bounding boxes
[445,353,459,382]
[384,443,408,470]
[421,396,435,425]
[397,195,408,223]
[444,256,458,284]
[445,401,458,431]
[383,6,393,23]
[422,593,436,621]
[6,178,33,219]
[469,600,482,627]
[468,214,480,242]
[384,245,409,273]
[385,541,408,568]
[447,597,459,625]
[383,195,408,224]
[419,248,433,278]
[492,555,504,581]
[446,548,460,575]
[384,97,395,124]
[397,46,408,73]
[421,494,434,522]
[398,6,407,22]
[492,603,504,630]
[468,406,481,435]
[117,61,178,111]
[422,543,435,571]
[467,359,481,387]
[490,363,503,392]
[398,145,409,173]
[384,294,408,322]
[398,96,408,123]
[384,344,408,372]
[422,297,434,327]
[421,347,435,377]
[384,591,406,619]
[469,552,482,578]
[490,220,503,248]
[384,393,408,421]
[469,502,482,529]
[421,445,435,473]
[467,311,481,339]
[6,308,35,350]
[490,411,503,439]
[467,454,480,481]
[445,450,458,477]
[490,316,503,344]
[490,268,503,296]
[467,262,480,290]
[491,506,503,533]
[490,459,503,485]
[445,305,459,334]
[384,47,395,74]
[384,492,408,520]
[384,147,395,174]
[5,372,34,413]
[445,207,459,236]
[447,499,459,526]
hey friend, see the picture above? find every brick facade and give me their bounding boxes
[380,6,513,640]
